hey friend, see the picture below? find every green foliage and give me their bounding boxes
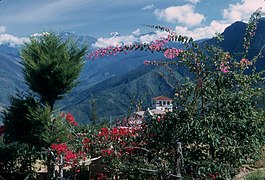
[21,32,87,109]
[80,8,265,179]
[41,111,73,146]
[0,141,40,175]
[89,97,99,125]
[3,94,50,148]
[145,9,265,179]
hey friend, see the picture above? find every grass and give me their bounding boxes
[234,153,265,180]
[244,168,265,180]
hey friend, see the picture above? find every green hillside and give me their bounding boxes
[62,65,187,123]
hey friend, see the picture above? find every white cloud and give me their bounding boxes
[0,26,29,45]
[0,34,29,45]
[93,30,169,48]
[93,35,138,48]
[94,0,265,47]
[154,5,205,26]
[152,0,265,40]
[142,4,155,10]
[175,20,230,40]
[132,29,140,36]
[186,0,200,4]
[223,0,265,23]
[139,31,169,44]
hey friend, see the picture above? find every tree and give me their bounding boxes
[3,93,50,148]
[21,32,87,109]
[2,33,87,178]
[90,97,99,125]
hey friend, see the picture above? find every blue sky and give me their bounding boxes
[0,0,264,47]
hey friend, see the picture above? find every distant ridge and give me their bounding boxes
[0,19,265,123]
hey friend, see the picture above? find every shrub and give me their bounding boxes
[88,8,265,179]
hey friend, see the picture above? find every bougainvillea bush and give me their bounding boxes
[48,115,150,179]
[86,9,265,179]
[48,112,182,179]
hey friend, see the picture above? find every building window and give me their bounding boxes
[163,101,166,105]
[167,101,170,105]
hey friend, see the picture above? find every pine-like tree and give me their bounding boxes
[21,32,87,109]
[3,32,87,146]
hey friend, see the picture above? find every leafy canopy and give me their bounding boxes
[21,32,87,108]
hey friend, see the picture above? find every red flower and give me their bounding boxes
[60,112,65,118]
[99,127,109,136]
[101,149,113,156]
[64,150,78,163]
[125,147,135,154]
[82,137,91,144]
[51,143,68,154]
[110,127,119,135]
[93,173,107,180]
[119,127,128,136]
[65,113,78,126]
[66,113,74,122]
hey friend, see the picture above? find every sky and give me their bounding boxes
[0,0,264,47]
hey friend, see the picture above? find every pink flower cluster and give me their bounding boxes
[163,48,182,59]
[240,58,251,66]
[149,38,169,51]
[88,36,173,59]
[220,62,230,73]
[143,60,151,65]
[89,45,124,59]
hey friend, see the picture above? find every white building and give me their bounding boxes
[129,96,173,126]
[152,96,173,112]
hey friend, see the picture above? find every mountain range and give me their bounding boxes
[0,19,264,123]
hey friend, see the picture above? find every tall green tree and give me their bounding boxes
[3,32,87,147]
[21,32,87,109]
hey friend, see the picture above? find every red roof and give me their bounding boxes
[152,96,173,101]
